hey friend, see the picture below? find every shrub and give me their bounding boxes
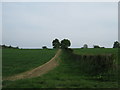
[42,46,47,49]
[93,45,100,48]
[70,53,115,75]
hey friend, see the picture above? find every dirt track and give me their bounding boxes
[3,49,61,81]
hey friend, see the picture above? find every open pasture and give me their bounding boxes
[2,48,119,88]
[2,49,57,77]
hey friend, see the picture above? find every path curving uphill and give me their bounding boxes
[3,49,61,81]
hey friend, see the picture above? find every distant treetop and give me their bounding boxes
[52,38,71,49]
[52,39,60,49]
[61,39,71,49]
[1,45,19,49]
[113,41,120,48]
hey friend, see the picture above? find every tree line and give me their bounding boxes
[0,45,19,49]
[51,39,120,49]
[1,40,120,49]
[93,41,120,48]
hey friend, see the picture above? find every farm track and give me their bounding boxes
[3,49,61,81]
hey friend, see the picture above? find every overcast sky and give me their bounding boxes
[2,2,118,48]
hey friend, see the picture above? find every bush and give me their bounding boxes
[93,45,100,48]
[86,54,114,75]
[67,52,115,75]
[42,46,47,49]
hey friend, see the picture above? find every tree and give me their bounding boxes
[113,41,120,48]
[94,45,100,48]
[15,46,19,49]
[2,45,6,48]
[83,44,88,48]
[52,39,60,48]
[8,45,12,48]
[42,46,47,49]
[61,39,71,49]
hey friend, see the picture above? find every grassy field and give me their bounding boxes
[2,48,57,77]
[2,48,119,88]
[73,48,118,55]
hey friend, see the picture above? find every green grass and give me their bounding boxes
[73,48,118,55]
[2,48,57,77]
[2,48,119,88]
